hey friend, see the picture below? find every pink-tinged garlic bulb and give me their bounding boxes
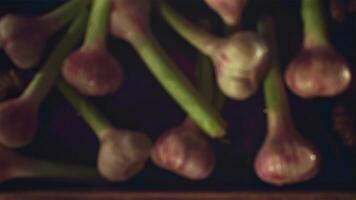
[0,145,99,183]
[254,115,320,185]
[97,129,152,182]
[255,16,320,186]
[151,119,215,180]
[57,79,152,182]
[211,32,269,99]
[285,0,351,98]
[204,0,247,27]
[0,97,38,148]
[0,11,88,148]
[63,0,123,96]
[0,0,88,69]
[285,45,351,98]
[62,44,123,96]
[159,2,269,100]
[0,15,48,68]
[110,0,150,42]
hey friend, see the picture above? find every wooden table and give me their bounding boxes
[0,191,356,200]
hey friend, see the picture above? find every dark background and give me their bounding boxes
[0,0,356,192]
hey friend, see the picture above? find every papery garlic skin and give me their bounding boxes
[211,32,269,100]
[62,45,123,96]
[151,120,215,180]
[0,15,49,69]
[285,45,351,98]
[254,115,320,186]
[0,98,38,148]
[110,0,150,42]
[204,0,247,26]
[98,129,152,182]
[255,133,319,185]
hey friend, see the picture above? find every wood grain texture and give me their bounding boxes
[0,191,356,200]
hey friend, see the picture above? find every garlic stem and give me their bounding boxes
[17,159,99,181]
[302,0,329,47]
[84,0,110,46]
[40,0,90,34]
[130,33,226,138]
[56,79,112,137]
[21,9,88,106]
[259,17,291,120]
[159,1,218,55]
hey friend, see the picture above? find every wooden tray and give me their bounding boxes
[0,1,356,199]
[1,191,356,200]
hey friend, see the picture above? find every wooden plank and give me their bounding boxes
[0,191,355,200]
